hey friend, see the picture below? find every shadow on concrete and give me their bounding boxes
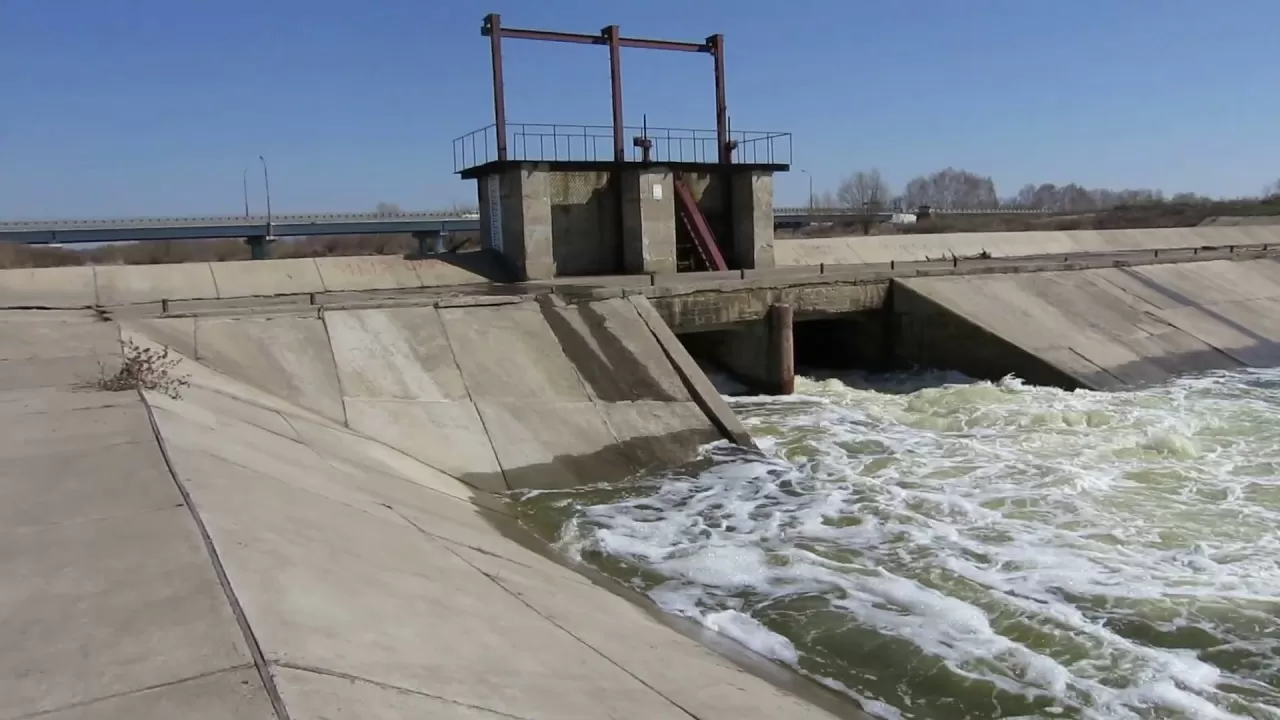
[539,299,684,403]
[401,248,515,284]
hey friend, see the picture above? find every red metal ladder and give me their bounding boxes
[673,175,728,272]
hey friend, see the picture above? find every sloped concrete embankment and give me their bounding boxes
[777,226,1280,265]
[88,295,844,718]
[893,258,1280,389]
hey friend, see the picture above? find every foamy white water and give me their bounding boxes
[515,369,1280,719]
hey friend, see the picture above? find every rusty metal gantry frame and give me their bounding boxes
[481,14,730,165]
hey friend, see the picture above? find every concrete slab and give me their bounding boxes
[343,398,506,492]
[161,447,690,720]
[313,255,426,292]
[325,307,468,401]
[285,415,486,506]
[209,258,325,298]
[0,439,179,530]
[898,258,1280,389]
[0,266,97,308]
[38,668,275,720]
[472,547,845,720]
[475,399,636,490]
[120,316,198,358]
[0,386,135,416]
[195,314,346,423]
[599,401,722,473]
[0,313,119,361]
[440,302,590,402]
[0,507,251,718]
[0,355,119,391]
[273,666,520,719]
[94,263,219,306]
[0,403,153,460]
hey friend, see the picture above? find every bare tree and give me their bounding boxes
[836,169,891,210]
[374,202,404,215]
[902,167,999,210]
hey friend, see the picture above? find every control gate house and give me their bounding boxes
[452,13,791,281]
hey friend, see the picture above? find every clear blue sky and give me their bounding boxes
[2,0,1276,219]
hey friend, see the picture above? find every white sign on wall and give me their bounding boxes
[486,174,504,254]
[651,183,663,201]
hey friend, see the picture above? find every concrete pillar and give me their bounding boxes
[620,167,677,275]
[412,230,444,257]
[477,166,554,281]
[730,169,776,270]
[770,304,795,394]
[244,235,272,260]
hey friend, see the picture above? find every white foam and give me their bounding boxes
[532,369,1280,719]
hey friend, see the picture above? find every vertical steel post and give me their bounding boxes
[708,33,728,164]
[485,14,508,161]
[604,25,625,163]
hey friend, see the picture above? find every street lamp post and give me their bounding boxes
[259,155,273,237]
[245,156,275,260]
[800,168,813,210]
[242,169,250,217]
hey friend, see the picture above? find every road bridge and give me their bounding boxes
[0,206,1048,247]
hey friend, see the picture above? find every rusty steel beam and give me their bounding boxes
[480,14,730,164]
[483,23,711,53]
[483,14,508,161]
[708,34,728,164]
[604,25,624,162]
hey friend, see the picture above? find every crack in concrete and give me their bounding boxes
[272,662,535,720]
[10,664,256,720]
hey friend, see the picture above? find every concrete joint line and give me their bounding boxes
[136,389,293,720]
[391,508,706,720]
[10,665,257,720]
[273,661,535,720]
[434,308,510,492]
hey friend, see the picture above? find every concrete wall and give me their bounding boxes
[549,170,619,276]
[681,305,793,394]
[777,226,1280,266]
[891,282,1083,388]
[681,172,731,242]
[0,255,504,309]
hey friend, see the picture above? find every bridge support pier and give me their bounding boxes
[244,235,274,260]
[412,230,446,257]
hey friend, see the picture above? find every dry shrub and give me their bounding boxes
[96,339,190,399]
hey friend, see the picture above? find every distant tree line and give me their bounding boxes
[813,167,1280,212]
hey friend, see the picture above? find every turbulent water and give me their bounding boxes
[513,369,1280,720]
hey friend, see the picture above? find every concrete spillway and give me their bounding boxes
[893,258,1280,389]
[1,295,850,719]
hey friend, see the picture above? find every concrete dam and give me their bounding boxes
[6,223,1280,718]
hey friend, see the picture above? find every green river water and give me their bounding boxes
[514,370,1280,719]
